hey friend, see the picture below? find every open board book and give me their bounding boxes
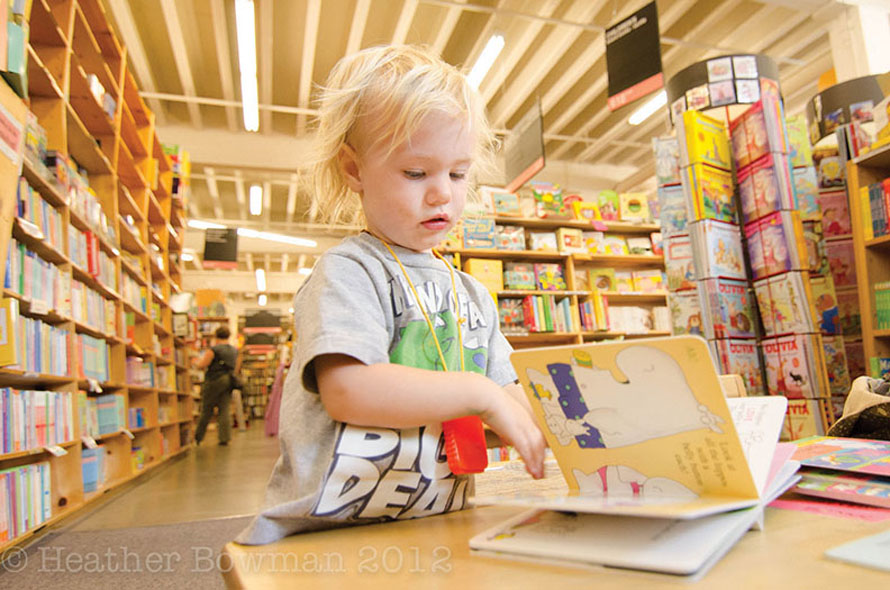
[470,336,800,577]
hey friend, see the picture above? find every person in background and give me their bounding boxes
[194,326,240,446]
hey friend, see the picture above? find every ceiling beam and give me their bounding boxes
[160,0,202,128]
[234,169,248,219]
[204,166,225,219]
[281,253,289,272]
[105,0,166,125]
[246,252,254,272]
[263,180,272,223]
[297,0,322,135]
[210,0,238,131]
[286,173,298,223]
[392,0,418,44]
[259,0,274,133]
[154,124,310,170]
[431,0,465,54]
[346,0,371,54]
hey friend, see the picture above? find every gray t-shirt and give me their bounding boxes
[236,232,517,544]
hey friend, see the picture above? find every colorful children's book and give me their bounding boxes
[462,217,496,249]
[744,211,808,280]
[664,235,696,291]
[581,231,604,255]
[471,337,799,580]
[652,136,681,187]
[753,272,818,337]
[600,235,628,256]
[531,182,570,219]
[613,270,634,294]
[571,201,601,224]
[471,392,797,579]
[588,268,617,292]
[463,258,504,293]
[761,333,828,398]
[677,110,732,170]
[484,186,521,217]
[802,220,829,276]
[822,335,851,394]
[625,236,653,255]
[691,220,746,280]
[782,398,832,440]
[683,163,736,224]
[534,263,567,291]
[825,238,856,288]
[793,469,890,509]
[792,166,821,222]
[527,231,558,252]
[669,290,704,336]
[555,228,586,254]
[597,190,620,221]
[650,231,663,255]
[790,436,890,477]
[817,190,853,237]
[498,298,525,333]
[786,114,814,168]
[618,192,651,222]
[737,153,795,225]
[809,276,840,334]
[632,269,666,294]
[503,262,536,291]
[656,184,688,237]
[710,338,764,396]
[495,224,525,251]
[836,289,861,335]
[698,278,757,339]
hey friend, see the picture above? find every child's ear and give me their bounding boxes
[338,144,363,194]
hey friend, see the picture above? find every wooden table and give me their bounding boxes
[221,500,889,588]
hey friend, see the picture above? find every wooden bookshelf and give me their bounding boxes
[847,144,890,375]
[0,0,191,552]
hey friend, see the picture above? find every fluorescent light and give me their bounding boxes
[235,0,259,132]
[187,219,225,230]
[181,252,195,262]
[255,268,266,292]
[628,90,667,126]
[288,307,294,314]
[298,267,312,275]
[467,34,505,89]
[258,294,267,306]
[249,184,263,215]
[236,228,317,248]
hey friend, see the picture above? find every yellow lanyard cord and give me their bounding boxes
[382,242,465,373]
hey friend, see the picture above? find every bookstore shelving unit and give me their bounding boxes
[847,143,890,374]
[443,216,669,349]
[0,0,190,550]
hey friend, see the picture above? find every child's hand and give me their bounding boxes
[480,387,546,479]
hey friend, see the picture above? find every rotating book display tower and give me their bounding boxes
[657,54,833,439]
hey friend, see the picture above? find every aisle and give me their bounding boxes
[69,422,281,531]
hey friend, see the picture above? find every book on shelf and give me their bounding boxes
[709,338,764,396]
[729,95,788,170]
[607,306,654,334]
[0,461,52,542]
[737,153,795,225]
[570,200,602,223]
[668,290,703,336]
[578,292,608,332]
[791,166,821,222]
[625,236,652,255]
[462,217,496,249]
[533,263,567,291]
[652,136,681,186]
[812,148,844,189]
[691,220,747,281]
[786,114,814,168]
[613,270,634,293]
[744,211,808,281]
[600,235,628,256]
[656,184,688,237]
[761,333,828,398]
[527,230,558,252]
[753,271,818,337]
[483,186,521,217]
[650,231,663,255]
[618,192,651,222]
[817,190,853,238]
[698,278,757,339]
[801,220,829,276]
[588,267,617,292]
[470,336,799,578]
[836,290,861,335]
[663,235,695,291]
[789,436,890,509]
[581,230,604,255]
[824,238,856,289]
[783,398,832,440]
[632,269,666,293]
[682,163,737,224]
[495,224,525,251]
[1,389,75,453]
[530,182,572,220]
[463,258,503,293]
[555,228,585,254]
[597,190,620,221]
[808,275,841,335]
[503,262,536,291]
[677,110,732,170]
[822,335,851,395]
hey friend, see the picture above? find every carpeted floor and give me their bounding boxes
[0,515,253,589]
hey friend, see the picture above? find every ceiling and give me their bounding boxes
[99,0,845,303]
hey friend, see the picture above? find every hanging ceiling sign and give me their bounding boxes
[606,1,663,111]
[504,98,545,193]
[202,228,238,270]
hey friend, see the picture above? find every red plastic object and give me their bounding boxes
[443,415,488,474]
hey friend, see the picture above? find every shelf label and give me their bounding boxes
[45,445,68,457]
[123,429,135,440]
[81,435,99,449]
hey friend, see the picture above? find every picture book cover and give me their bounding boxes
[825,238,856,288]
[462,217,496,249]
[495,224,525,251]
[657,184,688,237]
[745,211,807,280]
[572,201,601,224]
[815,154,845,189]
[556,227,586,254]
[597,190,620,221]
[527,230,558,252]
[710,338,764,396]
[684,163,737,224]
[793,469,890,509]
[581,231,604,255]
[469,395,796,579]
[618,192,651,222]
[504,262,536,291]
[476,336,787,519]
[802,220,830,276]
[588,268,617,292]
[844,339,867,378]
[600,235,628,256]
[698,278,757,339]
[484,187,521,217]
[753,272,817,337]
[534,263,567,291]
[625,236,653,255]
[792,166,821,222]
[632,269,666,294]
[809,275,841,335]
[669,290,703,337]
[664,235,696,291]
[531,182,570,219]
[693,220,746,280]
[818,190,853,238]
[499,298,525,333]
[650,231,663,255]
[652,136,681,187]
[836,289,861,335]
[614,270,634,293]
[761,334,827,398]
[790,436,890,477]
[679,110,732,171]
[822,335,851,395]
[786,114,814,168]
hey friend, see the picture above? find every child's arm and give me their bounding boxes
[315,353,546,478]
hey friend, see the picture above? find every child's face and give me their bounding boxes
[342,111,473,252]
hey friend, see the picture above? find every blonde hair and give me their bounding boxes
[308,44,498,227]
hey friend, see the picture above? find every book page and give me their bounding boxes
[725,396,787,493]
[511,336,760,511]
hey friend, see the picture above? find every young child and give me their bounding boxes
[236,45,545,545]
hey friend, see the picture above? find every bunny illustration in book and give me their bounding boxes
[526,345,725,450]
[572,465,698,500]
